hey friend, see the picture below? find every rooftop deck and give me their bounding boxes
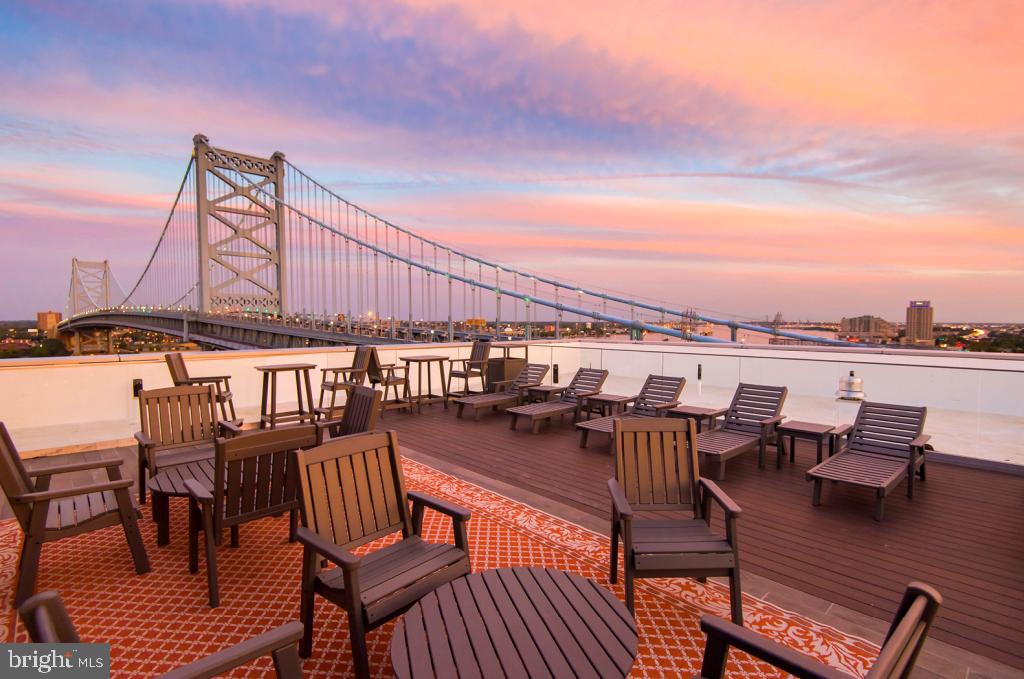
[381,405,1024,672]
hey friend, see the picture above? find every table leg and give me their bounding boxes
[294,369,304,421]
[439,360,448,409]
[427,362,434,409]
[303,368,315,424]
[816,437,823,465]
[790,434,796,463]
[416,362,424,414]
[777,435,786,468]
[270,372,278,429]
[260,372,270,429]
[155,493,170,547]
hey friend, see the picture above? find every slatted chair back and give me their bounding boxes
[213,425,318,528]
[848,402,927,459]
[295,431,411,551]
[365,347,385,385]
[614,417,700,513]
[559,368,609,404]
[721,383,788,435]
[348,345,373,383]
[138,385,219,449]
[0,422,36,532]
[866,583,943,679]
[165,353,190,385]
[337,386,382,436]
[18,591,80,643]
[631,374,687,417]
[514,363,550,388]
[468,341,491,367]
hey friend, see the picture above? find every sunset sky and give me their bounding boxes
[1,1,1022,321]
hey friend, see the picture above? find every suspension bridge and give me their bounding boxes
[58,135,850,352]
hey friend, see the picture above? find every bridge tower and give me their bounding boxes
[193,134,288,314]
[69,258,113,315]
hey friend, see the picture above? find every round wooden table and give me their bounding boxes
[391,567,638,678]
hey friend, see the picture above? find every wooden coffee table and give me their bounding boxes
[582,393,635,419]
[776,420,836,466]
[667,404,728,433]
[391,567,638,678]
[147,458,215,546]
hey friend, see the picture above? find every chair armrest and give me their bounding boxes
[134,431,157,448]
[182,376,231,385]
[490,378,514,393]
[607,478,633,518]
[159,622,304,679]
[408,491,471,521]
[14,479,133,503]
[910,435,931,448]
[183,479,213,503]
[295,526,359,571]
[26,454,124,477]
[759,415,785,427]
[218,420,243,437]
[698,615,848,679]
[652,401,680,412]
[699,479,741,517]
[832,423,853,438]
[574,389,601,399]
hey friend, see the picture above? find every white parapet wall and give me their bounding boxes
[1,340,1021,465]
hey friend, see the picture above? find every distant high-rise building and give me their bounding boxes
[903,300,934,346]
[36,310,62,340]
[840,315,895,342]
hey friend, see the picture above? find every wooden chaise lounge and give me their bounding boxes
[506,367,608,434]
[695,582,942,679]
[806,401,930,521]
[577,374,685,447]
[452,362,550,420]
[696,383,787,480]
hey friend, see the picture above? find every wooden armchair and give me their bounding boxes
[184,424,319,607]
[316,385,382,440]
[696,582,942,679]
[19,591,304,679]
[609,417,744,623]
[0,423,150,606]
[165,352,239,424]
[135,384,234,504]
[807,402,930,521]
[294,431,472,678]
[446,340,491,397]
[315,345,373,421]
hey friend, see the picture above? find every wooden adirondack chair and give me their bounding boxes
[506,367,609,433]
[446,340,491,397]
[165,353,239,424]
[608,417,744,622]
[315,345,373,421]
[698,383,788,480]
[806,402,930,521]
[19,591,305,679]
[294,431,472,677]
[135,384,233,504]
[0,423,150,606]
[316,385,382,440]
[452,362,550,420]
[184,424,320,607]
[696,582,942,679]
[577,374,686,447]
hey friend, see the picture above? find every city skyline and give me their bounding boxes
[1,2,1022,321]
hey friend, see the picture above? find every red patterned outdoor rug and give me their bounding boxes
[1,457,878,677]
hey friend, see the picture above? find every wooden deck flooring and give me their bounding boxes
[381,405,1024,670]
